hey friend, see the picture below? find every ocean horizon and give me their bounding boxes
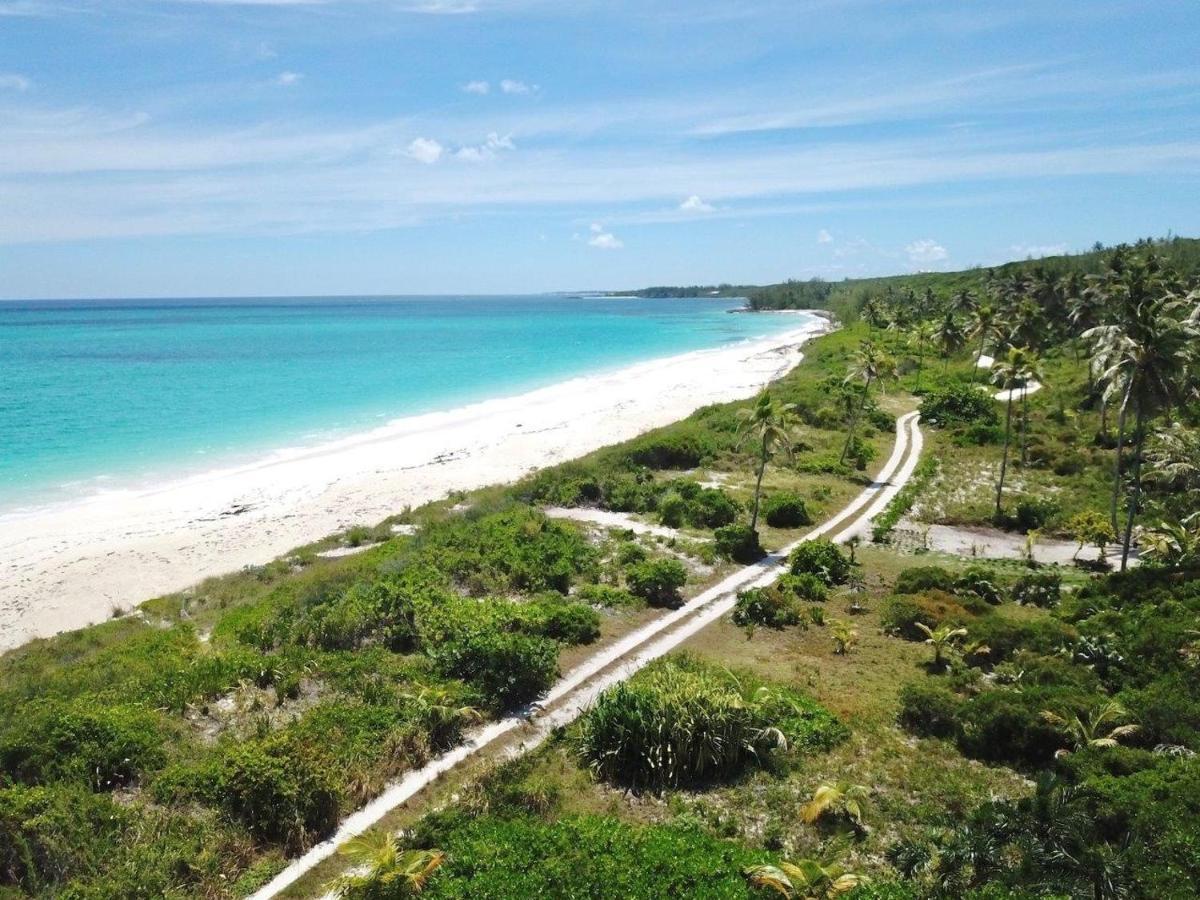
[0,295,813,514]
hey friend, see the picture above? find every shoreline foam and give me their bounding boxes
[0,315,828,652]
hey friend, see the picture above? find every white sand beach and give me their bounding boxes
[0,317,828,652]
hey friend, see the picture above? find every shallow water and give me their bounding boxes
[0,295,812,510]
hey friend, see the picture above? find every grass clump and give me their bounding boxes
[577,655,842,792]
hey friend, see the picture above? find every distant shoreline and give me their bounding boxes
[0,313,829,651]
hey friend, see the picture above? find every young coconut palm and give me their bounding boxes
[736,391,800,532]
[907,320,939,393]
[329,831,445,899]
[968,303,1004,379]
[829,620,858,655]
[743,858,865,899]
[801,781,870,832]
[1040,699,1140,758]
[935,311,967,373]
[915,622,968,670]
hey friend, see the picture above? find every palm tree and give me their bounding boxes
[861,295,885,336]
[330,832,445,899]
[1140,513,1200,568]
[907,321,938,393]
[949,287,977,317]
[968,303,1003,380]
[838,341,895,466]
[991,347,1027,520]
[915,622,968,669]
[801,781,870,831]
[829,619,858,655]
[1084,283,1198,569]
[1040,699,1140,758]
[935,311,967,373]
[736,391,800,532]
[743,858,865,899]
[1013,348,1046,467]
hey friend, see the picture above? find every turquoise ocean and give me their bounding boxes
[0,296,812,513]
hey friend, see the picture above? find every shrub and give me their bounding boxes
[615,541,648,566]
[714,523,764,563]
[1014,497,1060,533]
[897,682,962,739]
[894,565,956,594]
[431,631,558,711]
[577,657,838,791]
[519,596,601,645]
[843,434,876,470]
[880,591,975,641]
[732,587,802,629]
[920,384,999,428]
[574,583,639,608]
[625,558,688,608]
[685,488,740,528]
[954,690,1064,768]
[788,539,850,585]
[0,701,166,791]
[623,429,713,469]
[955,566,1006,605]
[600,474,656,513]
[777,572,829,602]
[763,492,812,528]
[1012,570,1061,608]
[657,492,686,528]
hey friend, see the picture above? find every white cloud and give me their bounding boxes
[462,80,490,95]
[500,79,534,95]
[274,71,303,87]
[906,238,948,264]
[454,131,515,162]
[817,228,833,243]
[403,137,444,164]
[402,0,479,12]
[588,223,623,249]
[0,73,31,91]
[679,194,714,213]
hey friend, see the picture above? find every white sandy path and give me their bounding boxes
[0,318,828,652]
[251,410,922,900]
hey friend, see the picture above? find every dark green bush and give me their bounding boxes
[519,596,601,645]
[763,492,812,528]
[880,591,976,641]
[897,682,962,739]
[0,701,166,791]
[431,631,558,711]
[955,566,1006,604]
[894,565,956,594]
[657,492,686,527]
[732,587,802,629]
[1012,570,1061,608]
[625,558,688,607]
[623,429,714,470]
[1013,497,1060,533]
[574,583,639,608]
[920,384,999,428]
[777,572,829,602]
[955,690,1067,768]
[787,539,850,585]
[714,523,764,563]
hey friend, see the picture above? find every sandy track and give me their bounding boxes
[250,411,922,900]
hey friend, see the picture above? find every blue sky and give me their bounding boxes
[0,0,1197,298]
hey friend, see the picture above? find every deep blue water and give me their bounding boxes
[0,295,811,512]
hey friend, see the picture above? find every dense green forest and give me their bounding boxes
[3,238,1199,899]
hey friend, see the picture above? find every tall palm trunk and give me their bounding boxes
[1019,385,1029,466]
[839,375,872,466]
[995,393,1015,521]
[942,351,951,374]
[914,344,924,393]
[976,335,988,382]
[750,432,768,532]
[1109,375,1134,535]
[1120,402,1147,572]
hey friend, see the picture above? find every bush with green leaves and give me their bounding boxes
[787,538,850,585]
[1011,570,1061,608]
[624,558,688,607]
[920,383,999,428]
[431,631,559,711]
[763,492,812,528]
[894,565,956,594]
[880,591,977,641]
[954,566,1006,605]
[777,572,829,602]
[1013,497,1060,533]
[897,682,962,739]
[577,656,841,792]
[732,586,803,629]
[0,701,166,791]
[573,582,639,608]
[517,595,602,645]
[714,523,765,563]
[622,427,716,470]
